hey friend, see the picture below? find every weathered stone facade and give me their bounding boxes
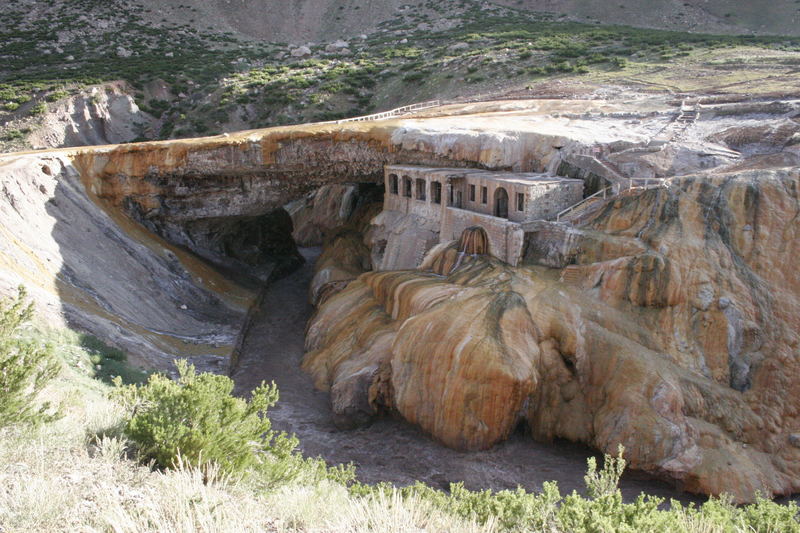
[381,165,582,265]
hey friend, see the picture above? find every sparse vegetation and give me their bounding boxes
[45,90,70,102]
[79,334,148,385]
[1,128,28,142]
[4,0,800,145]
[30,102,47,115]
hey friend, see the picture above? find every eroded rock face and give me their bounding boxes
[59,96,798,284]
[303,170,800,502]
[29,84,156,149]
[309,227,372,306]
[303,185,382,305]
[3,101,615,369]
[286,184,358,247]
[0,153,252,371]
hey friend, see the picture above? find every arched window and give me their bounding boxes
[403,176,412,198]
[494,187,509,219]
[415,178,426,201]
[431,181,442,204]
[389,174,399,195]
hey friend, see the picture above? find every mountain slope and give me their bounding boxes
[496,0,800,38]
[132,0,800,42]
[4,0,800,152]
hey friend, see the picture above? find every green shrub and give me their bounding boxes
[0,287,60,428]
[352,445,800,532]
[30,102,47,115]
[114,360,354,488]
[115,360,293,472]
[611,56,629,69]
[402,71,427,83]
[1,128,28,141]
[46,90,70,102]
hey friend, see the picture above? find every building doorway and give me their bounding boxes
[494,187,509,219]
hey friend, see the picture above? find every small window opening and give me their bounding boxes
[431,181,442,204]
[415,178,426,201]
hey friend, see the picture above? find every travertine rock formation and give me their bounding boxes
[304,171,800,502]
[309,227,372,306]
[286,184,358,247]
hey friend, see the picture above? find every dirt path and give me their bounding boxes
[231,247,699,502]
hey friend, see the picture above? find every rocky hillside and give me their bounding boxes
[495,0,800,37]
[126,0,800,42]
[4,0,800,152]
[3,74,800,504]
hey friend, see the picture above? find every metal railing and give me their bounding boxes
[555,186,611,222]
[333,100,441,124]
[628,177,666,190]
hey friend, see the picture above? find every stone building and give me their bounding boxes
[381,165,583,265]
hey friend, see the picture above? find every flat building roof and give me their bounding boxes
[385,165,582,187]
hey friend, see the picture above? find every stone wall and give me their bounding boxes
[523,179,583,220]
[385,165,583,224]
[383,187,443,221]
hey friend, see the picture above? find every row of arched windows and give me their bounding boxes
[388,174,442,205]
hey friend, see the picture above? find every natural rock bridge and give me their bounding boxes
[3,96,800,502]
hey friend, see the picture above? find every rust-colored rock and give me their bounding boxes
[303,172,800,502]
[287,184,358,247]
[309,227,372,306]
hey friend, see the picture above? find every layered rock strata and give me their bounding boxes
[0,153,252,370]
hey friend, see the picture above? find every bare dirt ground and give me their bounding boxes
[232,247,702,502]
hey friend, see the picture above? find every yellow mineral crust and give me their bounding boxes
[303,170,800,502]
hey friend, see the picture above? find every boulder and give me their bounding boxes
[325,40,350,53]
[290,45,312,57]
